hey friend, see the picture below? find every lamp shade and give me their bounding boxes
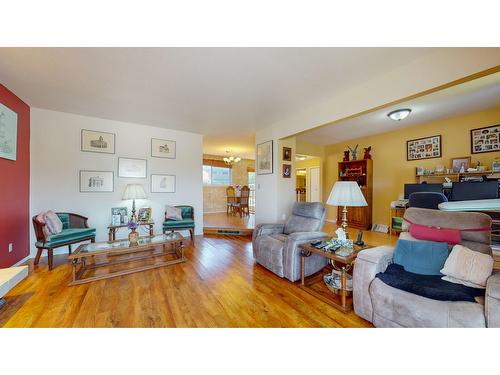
[326,181,367,207]
[122,184,147,200]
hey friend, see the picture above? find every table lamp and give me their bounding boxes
[123,184,147,221]
[326,181,367,238]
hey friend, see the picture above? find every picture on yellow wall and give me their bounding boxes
[406,135,441,161]
[470,124,500,154]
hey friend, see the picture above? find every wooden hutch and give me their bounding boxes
[337,159,373,230]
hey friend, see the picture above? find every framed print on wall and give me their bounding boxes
[118,157,147,178]
[81,129,115,154]
[282,164,291,178]
[282,147,292,162]
[151,174,176,193]
[470,124,500,154]
[406,135,441,161]
[151,138,176,159]
[79,170,114,192]
[0,102,18,161]
[257,140,273,175]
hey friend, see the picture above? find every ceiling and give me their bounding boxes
[0,47,439,158]
[297,72,500,145]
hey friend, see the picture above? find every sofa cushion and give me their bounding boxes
[56,213,70,230]
[376,263,484,303]
[393,239,449,276]
[254,235,285,277]
[37,228,96,247]
[179,206,193,219]
[441,244,493,288]
[163,219,195,229]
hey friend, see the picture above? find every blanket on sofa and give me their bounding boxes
[376,264,484,303]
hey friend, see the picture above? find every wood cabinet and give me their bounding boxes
[337,159,373,230]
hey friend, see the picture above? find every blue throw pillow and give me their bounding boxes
[393,239,449,276]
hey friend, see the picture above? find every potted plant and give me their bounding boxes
[127,220,139,244]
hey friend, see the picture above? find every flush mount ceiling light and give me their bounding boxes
[223,150,241,165]
[387,108,412,121]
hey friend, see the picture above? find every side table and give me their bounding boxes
[107,221,154,241]
[299,242,371,312]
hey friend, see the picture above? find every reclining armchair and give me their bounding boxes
[353,207,500,327]
[253,202,328,282]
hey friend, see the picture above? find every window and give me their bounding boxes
[203,165,231,185]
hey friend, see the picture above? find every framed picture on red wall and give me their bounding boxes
[0,102,18,161]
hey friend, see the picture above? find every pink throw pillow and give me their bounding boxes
[409,223,461,245]
[44,211,63,235]
[165,206,183,221]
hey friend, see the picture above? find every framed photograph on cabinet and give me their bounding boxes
[81,129,115,154]
[79,170,114,192]
[257,140,273,175]
[406,135,441,161]
[0,102,18,161]
[151,174,176,193]
[118,157,147,178]
[470,124,500,154]
[151,138,176,159]
[451,156,471,173]
[282,147,292,162]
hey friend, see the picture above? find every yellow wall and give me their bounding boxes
[323,106,500,225]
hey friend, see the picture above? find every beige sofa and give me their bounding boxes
[353,208,500,327]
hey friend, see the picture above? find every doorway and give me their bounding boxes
[295,154,322,203]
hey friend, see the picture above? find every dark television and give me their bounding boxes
[451,181,499,201]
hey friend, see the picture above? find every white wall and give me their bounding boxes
[30,108,203,256]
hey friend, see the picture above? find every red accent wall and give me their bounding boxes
[0,84,30,267]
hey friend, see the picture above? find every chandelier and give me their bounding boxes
[223,150,241,165]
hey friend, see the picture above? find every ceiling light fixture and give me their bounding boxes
[387,108,412,121]
[223,150,241,166]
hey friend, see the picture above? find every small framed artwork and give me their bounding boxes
[406,135,441,161]
[138,207,152,222]
[257,140,273,175]
[79,170,114,192]
[111,207,128,224]
[118,157,147,178]
[0,102,18,161]
[282,147,292,162]
[151,138,176,159]
[451,156,471,173]
[81,129,115,154]
[470,124,500,154]
[282,164,291,178]
[151,174,176,193]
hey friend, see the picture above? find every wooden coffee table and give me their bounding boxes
[299,242,371,312]
[68,232,185,286]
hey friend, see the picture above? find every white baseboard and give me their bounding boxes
[12,255,30,267]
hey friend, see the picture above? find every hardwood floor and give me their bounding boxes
[204,212,255,229]
[0,230,392,328]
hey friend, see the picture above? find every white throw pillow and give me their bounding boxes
[165,205,183,221]
[441,244,493,288]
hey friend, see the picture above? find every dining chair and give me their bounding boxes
[226,186,236,214]
[236,186,250,217]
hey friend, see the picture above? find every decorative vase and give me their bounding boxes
[128,229,139,244]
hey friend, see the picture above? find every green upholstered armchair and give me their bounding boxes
[162,205,195,244]
[32,213,96,270]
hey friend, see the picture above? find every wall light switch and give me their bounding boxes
[8,243,13,253]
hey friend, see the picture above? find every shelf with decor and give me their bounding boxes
[337,159,373,230]
[416,170,496,183]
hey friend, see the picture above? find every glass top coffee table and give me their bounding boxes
[68,232,185,285]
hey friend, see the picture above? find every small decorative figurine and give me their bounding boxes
[348,144,359,160]
[343,150,350,162]
[363,146,372,160]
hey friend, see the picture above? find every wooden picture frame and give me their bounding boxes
[406,135,441,161]
[282,164,291,178]
[470,124,500,154]
[81,129,116,154]
[151,138,176,159]
[257,140,273,175]
[79,170,114,192]
[118,157,147,178]
[282,147,292,162]
[450,156,471,173]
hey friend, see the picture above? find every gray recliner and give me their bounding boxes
[353,207,500,327]
[252,202,328,282]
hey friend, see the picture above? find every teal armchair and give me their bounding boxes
[32,213,96,270]
[162,205,195,244]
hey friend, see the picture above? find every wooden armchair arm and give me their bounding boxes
[32,216,48,244]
